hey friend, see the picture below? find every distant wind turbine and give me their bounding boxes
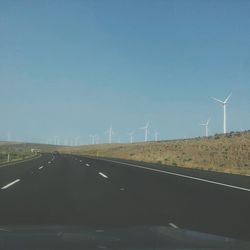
[140,121,150,142]
[212,93,232,134]
[94,134,99,144]
[128,131,134,143]
[89,135,95,145]
[106,125,114,144]
[54,136,58,145]
[154,131,159,141]
[7,132,11,142]
[200,119,210,137]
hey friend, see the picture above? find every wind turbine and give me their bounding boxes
[54,136,58,145]
[140,121,150,142]
[94,134,99,144]
[106,125,114,144]
[128,131,134,143]
[212,93,232,134]
[200,119,210,137]
[89,135,95,145]
[74,137,79,146]
[154,131,159,141]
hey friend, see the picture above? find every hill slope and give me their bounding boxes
[60,131,250,176]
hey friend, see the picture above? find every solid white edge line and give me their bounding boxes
[169,223,179,229]
[92,158,250,192]
[1,179,21,190]
[99,172,108,179]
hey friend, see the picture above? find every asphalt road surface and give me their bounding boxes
[0,153,249,241]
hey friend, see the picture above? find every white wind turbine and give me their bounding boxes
[128,131,134,143]
[94,134,99,144]
[7,132,11,142]
[105,124,114,144]
[74,137,79,146]
[140,121,150,142]
[154,130,159,141]
[200,119,210,137]
[212,93,232,134]
[89,135,95,145]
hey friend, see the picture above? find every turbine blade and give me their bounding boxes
[212,97,224,104]
[225,92,232,103]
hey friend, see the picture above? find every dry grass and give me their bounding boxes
[0,142,61,164]
[59,131,250,176]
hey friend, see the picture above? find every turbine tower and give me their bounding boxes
[89,135,95,145]
[212,93,232,134]
[154,131,159,141]
[200,119,210,137]
[140,121,150,142]
[128,131,134,143]
[94,134,99,144]
[106,125,114,144]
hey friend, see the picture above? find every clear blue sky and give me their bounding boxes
[0,0,250,144]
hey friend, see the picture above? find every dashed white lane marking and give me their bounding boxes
[48,161,51,164]
[97,246,107,249]
[38,166,44,170]
[0,228,11,232]
[169,223,179,229]
[86,164,90,167]
[120,188,125,191]
[98,159,250,192]
[1,179,21,190]
[99,172,108,179]
[96,229,104,233]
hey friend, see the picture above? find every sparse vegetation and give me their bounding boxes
[59,131,250,176]
[0,142,61,165]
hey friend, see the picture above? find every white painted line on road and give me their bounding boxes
[120,188,125,191]
[1,179,20,190]
[99,172,108,179]
[38,166,44,170]
[169,223,179,229]
[97,159,250,192]
[86,164,90,167]
[0,228,11,232]
[48,161,51,164]
[97,246,107,249]
[96,229,104,233]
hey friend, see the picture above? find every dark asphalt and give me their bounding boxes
[0,153,249,241]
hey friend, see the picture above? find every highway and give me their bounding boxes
[0,153,249,241]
